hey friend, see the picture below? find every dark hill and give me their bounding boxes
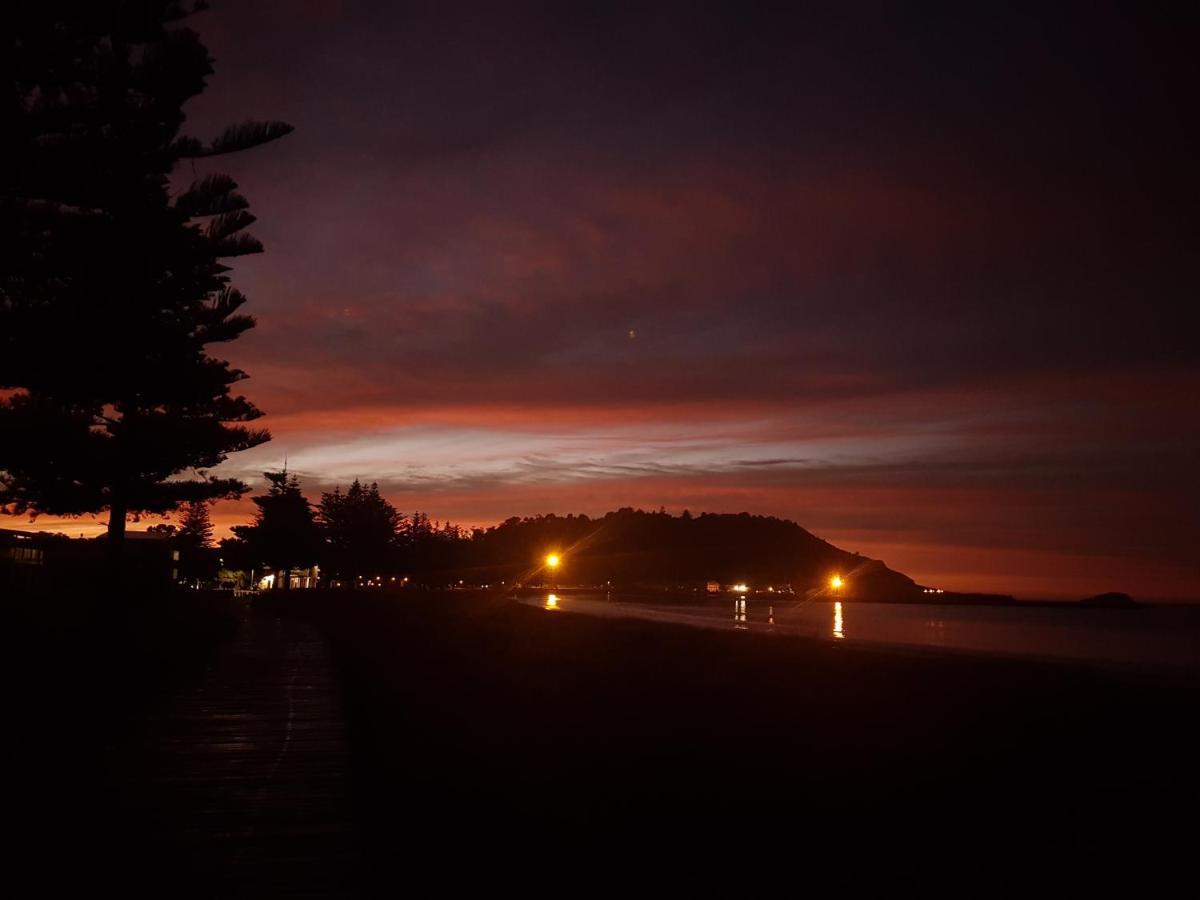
[452,508,923,602]
[1080,592,1137,607]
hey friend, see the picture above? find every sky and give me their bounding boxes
[9,2,1199,598]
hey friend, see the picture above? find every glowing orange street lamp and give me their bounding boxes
[545,553,561,589]
[830,575,844,591]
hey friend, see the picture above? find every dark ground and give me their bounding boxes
[310,591,1200,895]
[7,589,1199,896]
[8,591,358,898]
[7,591,240,894]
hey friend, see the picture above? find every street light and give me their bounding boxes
[545,553,561,589]
[830,575,844,590]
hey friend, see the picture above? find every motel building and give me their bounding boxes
[1,527,181,591]
[257,566,321,591]
[705,580,794,595]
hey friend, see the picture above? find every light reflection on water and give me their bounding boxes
[734,598,747,629]
[545,593,559,610]
[833,601,845,640]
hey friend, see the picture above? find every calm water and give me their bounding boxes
[526,592,1200,670]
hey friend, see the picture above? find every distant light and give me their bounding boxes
[545,553,561,569]
[546,594,559,609]
[830,575,844,590]
[732,583,749,593]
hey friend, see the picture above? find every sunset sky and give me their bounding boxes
[8,3,1197,599]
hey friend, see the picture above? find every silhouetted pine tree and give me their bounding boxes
[0,2,291,542]
[317,481,405,583]
[177,500,215,549]
[231,471,321,590]
[175,499,218,583]
[407,512,433,540]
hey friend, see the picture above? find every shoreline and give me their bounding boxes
[530,594,1200,684]
[507,585,1166,607]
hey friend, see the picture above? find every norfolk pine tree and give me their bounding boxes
[0,2,292,542]
[317,480,405,583]
[175,499,218,584]
[232,471,322,590]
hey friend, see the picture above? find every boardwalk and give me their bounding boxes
[98,603,360,897]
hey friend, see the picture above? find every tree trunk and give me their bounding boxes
[107,496,128,542]
[104,494,128,603]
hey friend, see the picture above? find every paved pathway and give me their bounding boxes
[101,604,360,897]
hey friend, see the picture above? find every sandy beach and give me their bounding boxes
[307,590,1200,892]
